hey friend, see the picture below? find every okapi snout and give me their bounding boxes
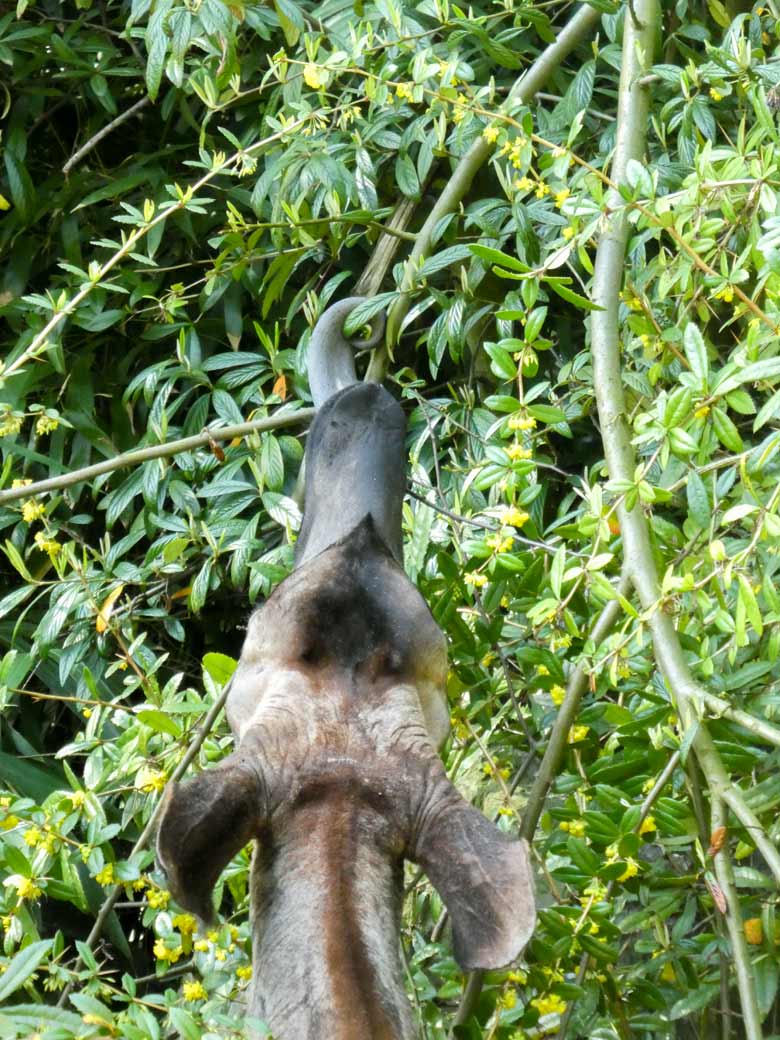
[156,298,536,1039]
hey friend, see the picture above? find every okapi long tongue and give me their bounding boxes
[295,382,406,567]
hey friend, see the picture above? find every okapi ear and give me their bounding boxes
[156,751,265,925]
[413,792,535,970]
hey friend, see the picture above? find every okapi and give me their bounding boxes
[157,297,536,1039]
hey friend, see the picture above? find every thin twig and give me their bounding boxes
[63,96,150,175]
[520,569,632,843]
[57,678,234,1007]
[0,408,314,506]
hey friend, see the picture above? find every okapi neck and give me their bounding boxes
[295,382,406,567]
[248,799,416,1040]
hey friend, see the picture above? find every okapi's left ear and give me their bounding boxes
[156,751,265,924]
[413,786,536,970]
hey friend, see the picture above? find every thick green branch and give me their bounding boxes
[365,2,601,382]
[589,0,768,1033]
[711,796,763,1040]
[0,407,314,506]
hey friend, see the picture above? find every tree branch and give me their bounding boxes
[0,407,314,506]
[63,96,150,175]
[519,570,632,842]
[588,0,768,1033]
[364,2,601,382]
[711,796,763,1040]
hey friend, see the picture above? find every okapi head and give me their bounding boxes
[157,297,536,1039]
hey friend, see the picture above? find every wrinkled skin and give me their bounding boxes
[157,314,535,1040]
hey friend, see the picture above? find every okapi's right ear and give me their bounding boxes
[413,785,536,970]
[156,751,265,924]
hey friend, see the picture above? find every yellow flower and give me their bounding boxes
[617,857,639,882]
[714,285,733,303]
[0,194,10,211]
[11,479,32,489]
[302,63,328,90]
[183,980,207,1001]
[395,81,414,101]
[2,915,14,931]
[14,877,42,901]
[537,665,550,676]
[153,938,183,963]
[173,913,198,936]
[132,876,148,891]
[694,404,710,419]
[555,188,570,208]
[638,815,656,835]
[215,948,227,961]
[550,684,566,706]
[82,708,92,719]
[95,863,115,886]
[568,725,589,744]
[508,413,536,431]
[482,124,500,143]
[0,415,23,437]
[531,993,567,1016]
[136,766,167,793]
[464,571,488,588]
[146,887,170,910]
[33,531,61,557]
[35,416,59,435]
[486,532,514,553]
[69,790,86,808]
[709,87,723,101]
[506,444,532,461]
[562,226,575,240]
[236,965,253,980]
[503,507,530,528]
[22,499,45,523]
[24,827,43,847]
[501,987,518,1009]
[194,939,210,952]
[514,175,534,192]
[535,182,551,198]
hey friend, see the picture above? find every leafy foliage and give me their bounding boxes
[2,0,780,1037]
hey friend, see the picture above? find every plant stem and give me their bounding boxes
[365,2,601,381]
[519,570,632,842]
[0,407,314,506]
[711,796,763,1040]
[588,0,767,1034]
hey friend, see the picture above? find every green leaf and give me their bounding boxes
[545,278,601,311]
[136,709,181,737]
[468,244,530,273]
[484,342,517,381]
[716,357,780,396]
[712,406,743,452]
[686,470,710,528]
[0,940,53,1002]
[203,652,237,687]
[683,324,708,388]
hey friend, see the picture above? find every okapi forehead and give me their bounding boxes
[245,518,444,679]
[227,518,449,747]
